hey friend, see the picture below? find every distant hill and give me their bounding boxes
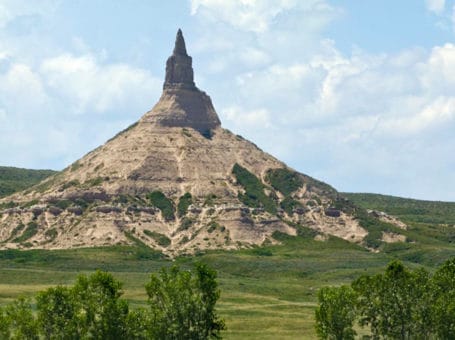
[343,193,455,225]
[0,166,57,198]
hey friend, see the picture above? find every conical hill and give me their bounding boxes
[0,30,371,255]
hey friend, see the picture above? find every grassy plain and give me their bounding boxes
[0,193,453,338]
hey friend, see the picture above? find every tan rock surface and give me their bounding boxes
[0,30,371,256]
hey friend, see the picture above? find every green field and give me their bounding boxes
[0,172,454,338]
[0,226,453,338]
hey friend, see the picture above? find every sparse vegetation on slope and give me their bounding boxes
[0,166,56,198]
[177,192,192,217]
[147,191,175,221]
[143,230,171,247]
[12,222,38,244]
[265,168,303,196]
[232,164,276,214]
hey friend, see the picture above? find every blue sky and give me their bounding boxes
[0,0,454,201]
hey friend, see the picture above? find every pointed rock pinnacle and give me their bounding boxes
[173,29,188,56]
[164,29,195,89]
[143,29,221,134]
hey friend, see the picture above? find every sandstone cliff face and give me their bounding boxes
[0,30,368,255]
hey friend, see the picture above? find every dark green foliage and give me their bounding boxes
[265,168,303,196]
[0,166,56,198]
[4,297,38,339]
[61,179,80,190]
[232,163,276,214]
[316,259,455,339]
[178,217,194,232]
[280,196,303,215]
[208,222,220,233]
[123,232,164,260]
[146,263,225,339]
[8,223,25,241]
[0,201,18,209]
[251,248,273,257]
[13,222,38,243]
[36,286,78,338]
[0,305,10,339]
[0,265,226,339]
[72,271,130,339]
[84,176,105,187]
[315,286,357,340]
[54,199,72,210]
[143,230,171,247]
[147,191,175,221]
[177,192,193,217]
[352,261,425,339]
[432,258,455,338]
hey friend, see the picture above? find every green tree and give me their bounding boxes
[36,286,78,339]
[315,285,357,340]
[145,263,225,339]
[5,297,38,340]
[432,258,455,339]
[72,270,130,339]
[0,306,11,339]
[352,260,434,339]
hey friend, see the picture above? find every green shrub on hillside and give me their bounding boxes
[265,168,303,196]
[143,230,171,247]
[280,197,303,216]
[232,164,276,214]
[177,193,193,217]
[13,222,38,243]
[147,191,175,221]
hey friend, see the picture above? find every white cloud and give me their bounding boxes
[191,0,302,33]
[0,49,161,169]
[214,38,455,200]
[40,53,161,114]
[425,0,446,14]
[0,0,59,28]
[223,106,272,128]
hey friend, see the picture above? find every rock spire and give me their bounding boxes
[164,29,195,89]
[142,29,221,134]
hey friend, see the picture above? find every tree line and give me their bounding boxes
[315,258,455,339]
[0,263,225,339]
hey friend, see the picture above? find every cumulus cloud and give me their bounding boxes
[191,0,455,200]
[191,0,300,33]
[40,53,161,114]
[425,0,446,14]
[0,50,161,169]
[0,0,59,28]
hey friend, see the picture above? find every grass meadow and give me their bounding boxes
[0,193,454,338]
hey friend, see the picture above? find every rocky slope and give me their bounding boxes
[0,30,384,255]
